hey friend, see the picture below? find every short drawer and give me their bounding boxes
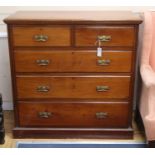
[14,50,132,73]
[75,26,135,48]
[12,26,71,47]
[16,76,130,99]
[18,102,129,127]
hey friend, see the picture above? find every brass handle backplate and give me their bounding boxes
[38,112,52,118]
[97,35,111,42]
[34,34,48,42]
[97,59,111,66]
[37,86,50,92]
[96,86,110,92]
[96,112,108,119]
[36,60,50,66]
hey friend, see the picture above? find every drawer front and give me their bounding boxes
[12,26,71,47]
[75,26,135,47]
[16,76,130,99]
[18,102,129,127]
[14,50,132,73]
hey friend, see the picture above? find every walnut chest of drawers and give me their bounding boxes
[4,11,142,138]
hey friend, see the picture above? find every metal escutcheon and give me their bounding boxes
[38,112,52,118]
[96,112,108,119]
[36,59,50,66]
[34,34,48,42]
[97,59,111,66]
[96,86,110,92]
[97,35,111,42]
[37,86,50,92]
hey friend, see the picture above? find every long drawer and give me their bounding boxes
[12,26,71,47]
[14,50,132,73]
[18,101,129,127]
[75,26,135,47]
[16,75,130,99]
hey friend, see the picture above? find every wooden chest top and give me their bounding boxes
[4,11,142,25]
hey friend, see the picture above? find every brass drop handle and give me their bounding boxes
[97,59,111,66]
[34,34,48,42]
[36,60,50,66]
[97,35,111,42]
[96,112,108,119]
[37,86,50,92]
[96,86,110,92]
[38,112,52,118]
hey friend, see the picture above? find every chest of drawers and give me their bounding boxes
[4,11,142,138]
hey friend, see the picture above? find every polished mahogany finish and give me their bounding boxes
[12,26,71,47]
[4,11,142,139]
[75,26,135,48]
[4,11,142,25]
[18,102,129,128]
[16,75,130,99]
[14,50,132,73]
